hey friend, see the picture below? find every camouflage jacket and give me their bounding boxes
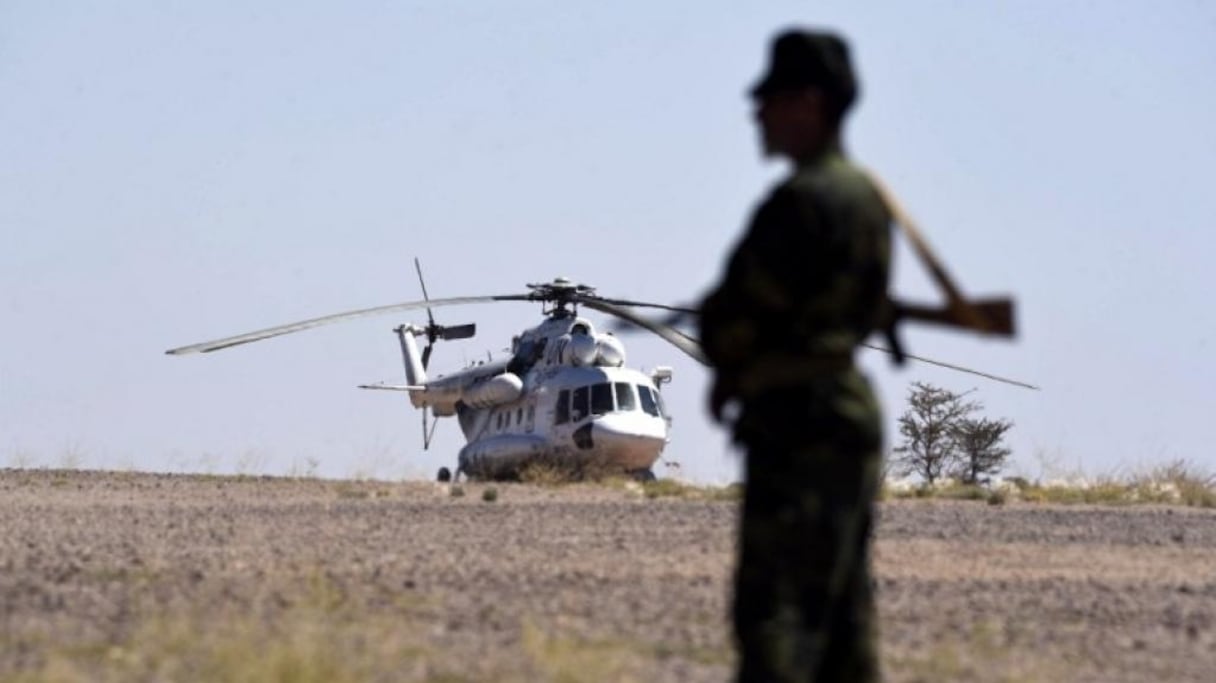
[699,148,891,397]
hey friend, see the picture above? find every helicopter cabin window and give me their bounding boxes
[638,385,660,417]
[571,386,590,422]
[591,383,614,416]
[614,382,637,412]
[516,408,523,425]
[555,390,570,424]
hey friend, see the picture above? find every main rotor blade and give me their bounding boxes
[577,299,709,366]
[603,308,1037,390]
[860,342,1040,390]
[585,295,698,315]
[166,294,532,355]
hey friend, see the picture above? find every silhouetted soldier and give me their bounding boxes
[699,29,890,682]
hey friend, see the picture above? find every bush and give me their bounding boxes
[892,382,1014,486]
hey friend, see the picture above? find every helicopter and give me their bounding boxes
[167,265,709,482]
[167,259,1033,482]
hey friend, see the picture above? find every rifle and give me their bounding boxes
[866,171,1017,364]
[613,169,1033,389]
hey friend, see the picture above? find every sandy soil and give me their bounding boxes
[1,469,1214,682]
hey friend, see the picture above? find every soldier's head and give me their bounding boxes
[750,29,858,160]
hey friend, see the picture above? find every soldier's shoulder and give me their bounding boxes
[791,156,875,196]
[781,156,887,216]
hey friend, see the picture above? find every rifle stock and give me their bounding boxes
[892,297,1016,337]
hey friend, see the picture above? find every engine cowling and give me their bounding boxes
[564,333,598,367]
[596,334,626,367]
[462,373,524,408]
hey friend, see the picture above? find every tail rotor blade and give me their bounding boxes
[438,323,476,340]
[414,257,437,332]
[410,258,477,364]
[422,408,430,450]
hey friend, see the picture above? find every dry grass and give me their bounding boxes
[883,459,1216,508]
[517,460,580,487]
[515,457,633,486]
[520,621,730,682]
[6,581,711,683]
[639,479,743,502]
[514,460,743,502]
[331,481,393,500]
[885,621,1073,683]
[4,575,441,683]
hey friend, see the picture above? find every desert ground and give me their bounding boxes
[1,469,1214,682]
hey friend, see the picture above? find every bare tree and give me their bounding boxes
[893,382,975,484]
[950,416,1013,485]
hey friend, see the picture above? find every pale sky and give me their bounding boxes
[2,1,1214,483]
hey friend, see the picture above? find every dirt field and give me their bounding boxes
[1,469,1214,682]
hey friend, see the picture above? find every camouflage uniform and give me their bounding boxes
[700,35,891,680]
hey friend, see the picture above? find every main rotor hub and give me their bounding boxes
[526,277,597,316]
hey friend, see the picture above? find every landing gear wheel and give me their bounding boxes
[437,467,452,483]
[629,468,657,483]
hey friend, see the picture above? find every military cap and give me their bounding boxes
[749,29,858,114]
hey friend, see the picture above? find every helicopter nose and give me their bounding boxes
[591,413,668,470]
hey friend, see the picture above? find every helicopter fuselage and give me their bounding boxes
[395,311,672,480]
[454,364,669,479]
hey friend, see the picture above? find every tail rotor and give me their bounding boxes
[412,258,476,450]
[414,257,476,371]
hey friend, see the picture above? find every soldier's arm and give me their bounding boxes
[699,187,832,372]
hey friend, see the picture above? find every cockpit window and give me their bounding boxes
[571,386,590,422]
[614,382,636,411]
[638,385,660,417]
[591,383,614,416]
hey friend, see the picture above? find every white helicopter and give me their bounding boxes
[167,260,1034,482]
[167,265,708,482]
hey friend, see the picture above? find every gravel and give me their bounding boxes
[2,469,1214,681]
